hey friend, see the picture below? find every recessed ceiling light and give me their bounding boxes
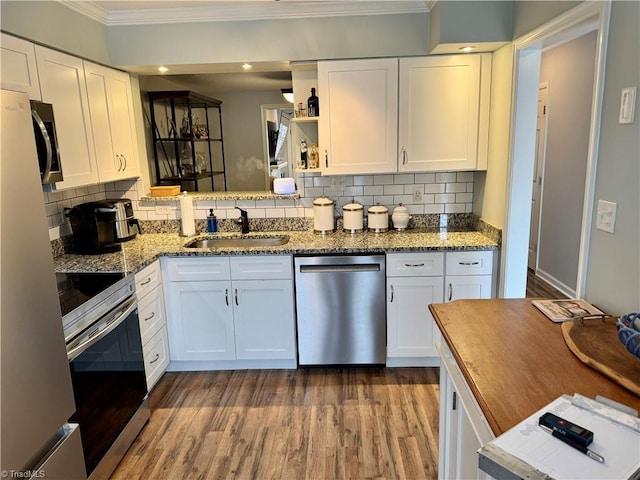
[158,66,169,73]
[241,63,253,71]
[459,46,476,53]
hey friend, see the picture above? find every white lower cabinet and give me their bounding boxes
[135,260,169,390]
[164,255,297,369]
[445,251,495,302]
[438,341,494,480]
[386,252,444,366]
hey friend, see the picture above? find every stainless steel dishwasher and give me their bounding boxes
[294,255,386,365]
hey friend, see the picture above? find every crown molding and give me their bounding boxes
[60,1,430,26]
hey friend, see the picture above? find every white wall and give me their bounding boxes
[585,1,640,314]
[538,31,597,292]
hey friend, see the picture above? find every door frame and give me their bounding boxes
[501,1,611,298]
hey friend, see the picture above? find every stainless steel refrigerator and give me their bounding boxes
[1,89,86,479]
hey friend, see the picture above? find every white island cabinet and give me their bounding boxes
[163,255,297,370]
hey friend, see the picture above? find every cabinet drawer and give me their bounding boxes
[230,255,292,280]
[138,285,165,345]
[387,252,444,277]
[166,257,230,282]
[135,261,161,299]
[446,251,493,276]
[143,326,170,391]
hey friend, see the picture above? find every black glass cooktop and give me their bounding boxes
[56,272,125,317]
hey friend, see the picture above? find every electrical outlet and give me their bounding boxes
[413,186,424,203]
[596,200,616,233]
[155,205,172,215]
[330,176,345,192]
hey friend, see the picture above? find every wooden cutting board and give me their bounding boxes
[562,317,640,397]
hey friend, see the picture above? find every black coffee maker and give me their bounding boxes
[66,199,142,254]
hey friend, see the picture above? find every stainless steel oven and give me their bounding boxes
[59,273,149,480]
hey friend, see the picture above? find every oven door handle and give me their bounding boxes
[67,296,137,362]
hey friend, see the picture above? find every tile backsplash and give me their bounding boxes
[45,171,474,241]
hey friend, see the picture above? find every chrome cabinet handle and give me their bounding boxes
[225,288,229,306]
[404,263,425,268]
[149,353,160,364]
[235,289,239,306]
[448,283,453,302]
[402,146,408,165]
[32,109,54,180]
[140,278,152,286]
[459,261,480,266]
[324,150,329,168]
[144,311,155,322]
[122,154,127,171]
[390,285,394,303]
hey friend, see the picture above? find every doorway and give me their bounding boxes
[501,2,610,299]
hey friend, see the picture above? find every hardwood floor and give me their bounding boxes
[526,268,567,299]
[111,368,440,480]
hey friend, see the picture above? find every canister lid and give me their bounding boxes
[343,202,363,211]
[393,203,409,214]
[368,204,388,214]
[313,196,334,206]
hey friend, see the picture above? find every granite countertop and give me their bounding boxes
[53,228,499,275]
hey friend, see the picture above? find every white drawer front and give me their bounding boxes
[144,326,170,390]
[135,260,161,299]
[230,255,292,280]
[446,251,493,276]
[166,257,231,282]
[138,285,165,345]
[386,252,444,277]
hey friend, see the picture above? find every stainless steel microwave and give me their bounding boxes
[30,100,63,184]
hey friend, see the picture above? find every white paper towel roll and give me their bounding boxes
[179,192,196,236]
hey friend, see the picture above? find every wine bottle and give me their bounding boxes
[307,88,319,117]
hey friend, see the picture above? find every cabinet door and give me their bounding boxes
[165,280,235,361]
[35,46,99,189]
[233,279,296,360]
[0,33,41,100]
[84,62,139,182]
[387,276,444,358]
[318,58,398,175]
[398,55,488,172]
[445,275,493,302]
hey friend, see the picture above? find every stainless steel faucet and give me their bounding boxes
[236,207,249,234]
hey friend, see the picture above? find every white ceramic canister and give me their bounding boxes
[367,204,389,233]
[342,202,364,233]
[392,203,411,230]
[313,196,336,234]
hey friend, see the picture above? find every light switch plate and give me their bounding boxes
[619,87,636,124]
[596,200,616,233]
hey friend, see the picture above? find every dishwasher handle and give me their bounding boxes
[299,263,381,273]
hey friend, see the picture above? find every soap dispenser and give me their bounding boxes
[207,209,217,233]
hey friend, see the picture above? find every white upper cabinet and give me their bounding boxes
[398,54,491,172]
[34,46,99,189]
[318,58,398,175]
[0,33,41,100]
[84,61,140,182]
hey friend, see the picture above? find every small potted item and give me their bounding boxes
[392,203,411,231]
[342,202,364,234]
[367,204,389,233]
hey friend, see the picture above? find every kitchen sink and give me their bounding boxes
[185,236,289,248]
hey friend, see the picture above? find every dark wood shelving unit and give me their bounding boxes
[148,90,227,192]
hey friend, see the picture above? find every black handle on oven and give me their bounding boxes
[66,296,138,362]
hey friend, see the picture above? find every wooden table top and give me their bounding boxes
[429,299,640,436]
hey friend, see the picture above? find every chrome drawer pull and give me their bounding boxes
[390,285,394,303]
[140,278,152,286]
[235,289,239,306]
[144,312,155,322]
[149,353,160,364]
[448,283,453,302]
[459,261,480,266]
[405,263,425,268]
